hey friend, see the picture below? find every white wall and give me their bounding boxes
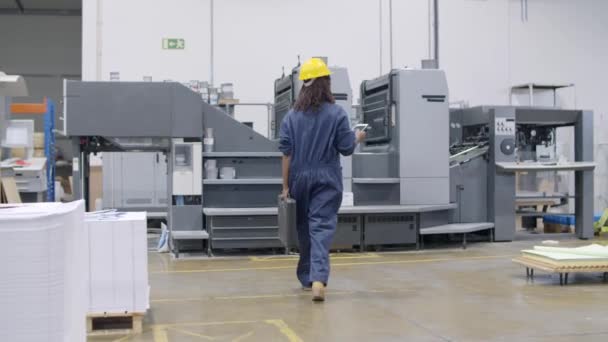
[83,0,211,82]
[441,0,511,105]
[84,0,608,210]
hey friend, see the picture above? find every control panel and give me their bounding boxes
[495,118,515,136]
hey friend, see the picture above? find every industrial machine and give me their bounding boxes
[101,80,237,216]
[350,69,466,246]
[65,68,595,256]
[200,102,285,252]
[64,80,208,251]
[273,59,354,191]
[353,69,450,205]
[449,106,595,240]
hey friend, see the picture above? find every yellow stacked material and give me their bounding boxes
[33,132,44,149]
[33,132,45,158]
[594,209,608,234]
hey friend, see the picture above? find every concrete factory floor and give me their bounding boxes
[90,234,608,342]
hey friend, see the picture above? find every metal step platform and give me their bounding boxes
[420,222,495,249]
[171,230,210,258]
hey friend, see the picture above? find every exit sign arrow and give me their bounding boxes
[163,38,185,50]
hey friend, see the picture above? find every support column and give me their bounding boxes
[575,110,594,239]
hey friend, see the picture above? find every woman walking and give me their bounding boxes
[279,57,366,301]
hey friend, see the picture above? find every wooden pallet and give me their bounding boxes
[86,312,144,336]
[513,256,608,286]
[513,256,608,273]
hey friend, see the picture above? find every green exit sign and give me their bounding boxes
[162,38,185,50]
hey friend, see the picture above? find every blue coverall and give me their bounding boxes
[279,102,357,286]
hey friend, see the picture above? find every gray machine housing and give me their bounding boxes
[352,69,452,246]
[353,69,450,206]
[65,81,203,138]
[102,151,168,212]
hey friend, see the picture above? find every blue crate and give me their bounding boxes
[543,215,601,225]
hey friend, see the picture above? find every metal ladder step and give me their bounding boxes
[172,230,209,240]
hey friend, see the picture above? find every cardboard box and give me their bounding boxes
[543,222,572,234]
[10,147,26,159]
[88,166,102,211]
[33,132,45,149]
[0,176,21,203]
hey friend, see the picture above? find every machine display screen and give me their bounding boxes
[361,88,390,143]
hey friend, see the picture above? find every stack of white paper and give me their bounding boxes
[0,201,87,342]
[84,211,149,314]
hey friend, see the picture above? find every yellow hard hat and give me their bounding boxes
[299,57,332,81]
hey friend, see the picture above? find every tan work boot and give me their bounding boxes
[312,281,325,302]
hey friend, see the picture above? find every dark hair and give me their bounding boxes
[293,76,335,112]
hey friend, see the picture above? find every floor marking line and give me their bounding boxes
[153,320,263,329]
[112,335,132,342]
[231,330,255,342]
[265,319,304,342]
[153,326,169,342]
[150,254,515,274]
[167,326,216,340]
[151,288,414,304]
[250,253,380,262]
[326,254,516,267]
[151,265,293,274]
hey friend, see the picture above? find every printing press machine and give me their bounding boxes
[64,80,210,254]
[64,69,596,257]
[351,68,492,247]
[205,68,487,253]
[449,106,595,240]
[65,70,461,256]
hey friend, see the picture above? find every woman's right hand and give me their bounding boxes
[280,188,290,200]
[356,130,367,143]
